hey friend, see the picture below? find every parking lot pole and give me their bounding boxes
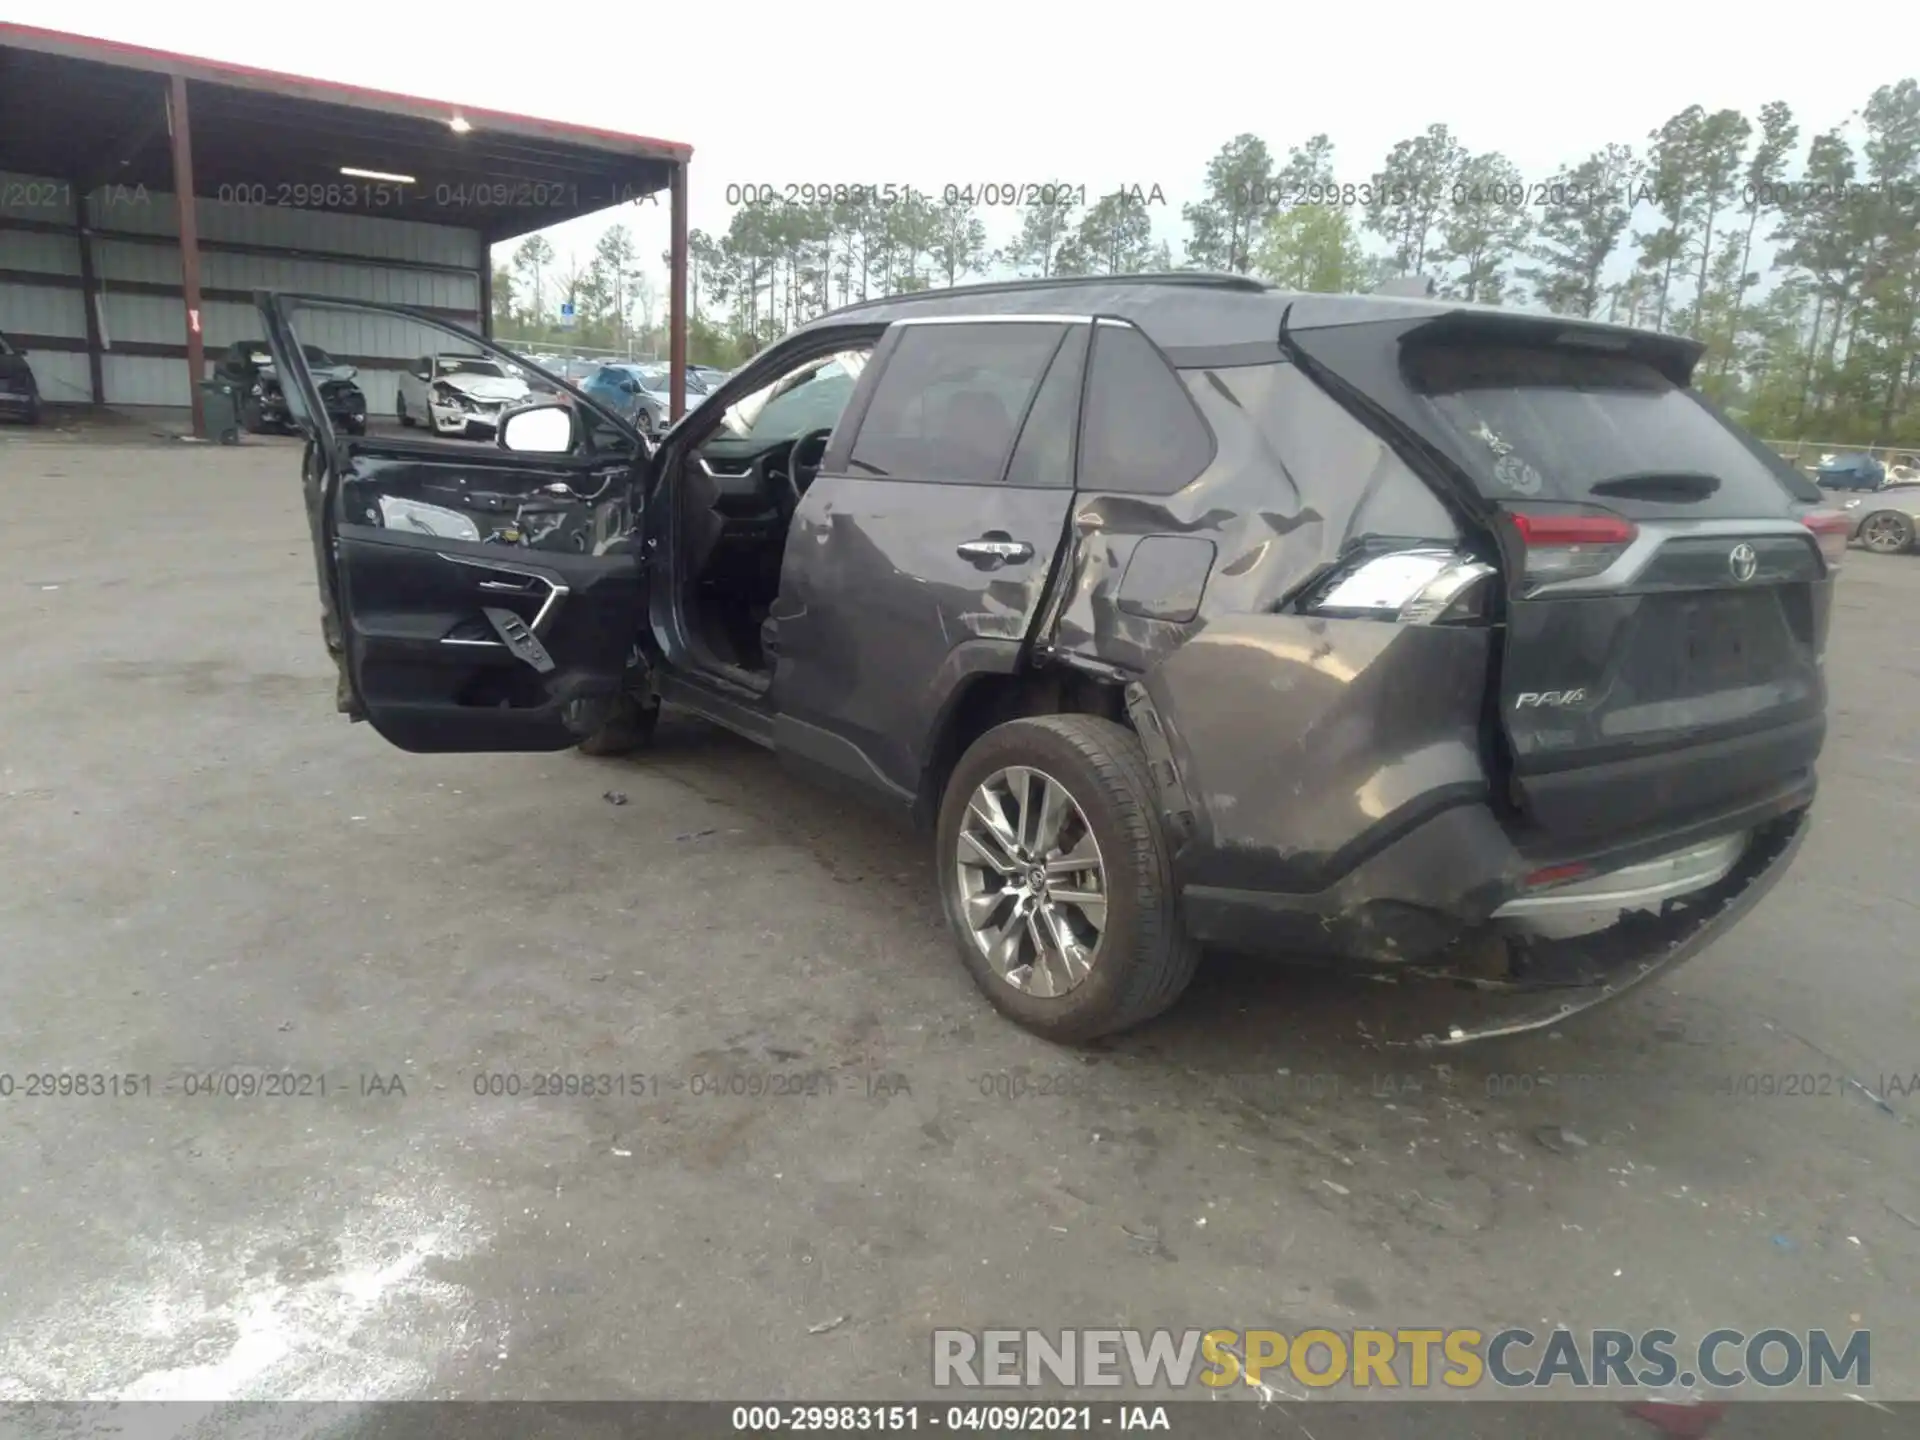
[479,247,494,339]
[669,159,688,422]
[166,72,207,440]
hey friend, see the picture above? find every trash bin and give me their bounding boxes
[199,377,243,446]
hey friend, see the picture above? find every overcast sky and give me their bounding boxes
[6,4,1914,305]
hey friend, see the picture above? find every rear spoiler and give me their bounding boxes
[1397,309,1706,387]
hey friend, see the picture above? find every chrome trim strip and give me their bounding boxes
[1525,518,1821,596]
[890,314,1096,327]
[435,552,569,637]
[1492,832,1749,917]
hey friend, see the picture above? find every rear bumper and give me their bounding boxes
[1181,772,1813,952]
[1181,799,1811,1044]
[0,388,39,419]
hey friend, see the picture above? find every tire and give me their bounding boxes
[1859,509,1915,554]
[397,393,414,427]
[934,714,1200,1043]
[239,397,265,434]
[574,693,661,757]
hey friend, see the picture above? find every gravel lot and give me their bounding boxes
[1,432,1915,1432]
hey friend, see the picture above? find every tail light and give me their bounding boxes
[1302,547,1496,624]
[1506,509,1638,587]
[1801,509,1849,570]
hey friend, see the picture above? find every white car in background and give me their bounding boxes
[395,352,531,438]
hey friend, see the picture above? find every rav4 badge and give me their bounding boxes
[1514,689,1588,708]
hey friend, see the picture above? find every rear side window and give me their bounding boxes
[1404,343,1813,513]
[850,322,1064,483]
[1079,323,1215,494]
[1003,325,1088,489]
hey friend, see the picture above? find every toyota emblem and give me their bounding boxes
[1728,543,1759,583]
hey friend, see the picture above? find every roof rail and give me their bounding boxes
[820,270,1271,320]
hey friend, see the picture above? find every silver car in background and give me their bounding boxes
[1842,479,1920,554]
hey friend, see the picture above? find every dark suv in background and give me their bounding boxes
[0,329,43,424]
[217,339,366,436]
[263,276,1845,1044]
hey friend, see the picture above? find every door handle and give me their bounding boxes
[957,537,1034,565]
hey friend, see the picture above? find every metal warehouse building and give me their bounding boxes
[0,23,693,437]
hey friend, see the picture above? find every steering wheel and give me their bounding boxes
[790,427,835,498]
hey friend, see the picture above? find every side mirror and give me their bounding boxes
[498,402,576,454]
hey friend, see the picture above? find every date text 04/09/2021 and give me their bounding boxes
[729,1404,1169,1431]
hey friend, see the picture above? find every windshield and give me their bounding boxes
[0,333,14,356]
[438,356,505,379]
[721,352,868,441]
[302,344,338,367]
[1401,343,1812,516]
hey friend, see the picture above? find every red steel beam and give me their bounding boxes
[669,158,688,422]
[167,72,206,439]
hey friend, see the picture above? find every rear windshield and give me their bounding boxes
[1403,343,1815,514]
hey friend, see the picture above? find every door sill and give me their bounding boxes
[657,669,774,748]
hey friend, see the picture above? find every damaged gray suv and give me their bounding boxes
[262,276,1847,1044]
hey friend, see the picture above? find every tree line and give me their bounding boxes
[491,79,1920,446]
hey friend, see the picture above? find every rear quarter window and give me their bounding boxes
[1079,324,1215,495]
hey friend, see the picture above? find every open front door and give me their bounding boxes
[260,292,652,752]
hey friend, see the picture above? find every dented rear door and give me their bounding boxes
[771,319,1084,798]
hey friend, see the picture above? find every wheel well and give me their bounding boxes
[914,664,1129,827]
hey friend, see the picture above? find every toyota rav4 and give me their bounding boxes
[260,276,1844,1044]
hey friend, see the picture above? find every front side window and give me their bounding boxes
[848,323,1065,484]
[720,350,872,443]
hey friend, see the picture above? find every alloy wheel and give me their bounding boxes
[953,765,1108,997]
[1861,512,1912,553]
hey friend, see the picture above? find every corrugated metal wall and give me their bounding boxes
[0,171,93,402]
[0,170,484,408]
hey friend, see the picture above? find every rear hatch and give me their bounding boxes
[1288,312,1835,850]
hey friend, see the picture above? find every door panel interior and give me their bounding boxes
[259,291,651,755]
[331,444,645,752]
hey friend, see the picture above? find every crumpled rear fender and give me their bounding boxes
[1136,614,1500,902]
